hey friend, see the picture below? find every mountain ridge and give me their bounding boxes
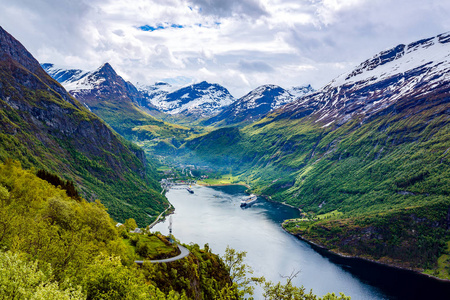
[204,84,314,126]
[140,80,236,118]
[0,26,168,226]
[276,32,450,127]
[42,63,315,124]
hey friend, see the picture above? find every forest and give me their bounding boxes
[0,159,350,300]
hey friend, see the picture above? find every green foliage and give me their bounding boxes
[222,246,256,297]
[0,160,122,281]
[142,243,239,300]
[0,251,85,300]
[262,277,350,300]
[128,233,179,260]
[124,218,138,231]
[82,254,150,300]
[0,161,247,299]
[36,169,81,200]
[284,202,450,270]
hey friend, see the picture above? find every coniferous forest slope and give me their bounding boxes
[184,33,450,275]
[0,26,168,226]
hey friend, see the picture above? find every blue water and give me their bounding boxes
[152,185,450,299]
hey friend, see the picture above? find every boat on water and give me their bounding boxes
[240,194,257,207]
[186,186,194,194]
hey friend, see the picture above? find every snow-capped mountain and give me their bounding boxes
[42,63,235,118]
[42,63,317,122]
[138,81,235,118]
[41,63,90,87]
[64,63,132,97]
[42,62,153,111]
[204,84,313,126]
[137,82,173,107]
[278,32,450,127]
[289,85,315,99]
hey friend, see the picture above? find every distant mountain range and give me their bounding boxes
[42,63,313,124]
[204,84,314,126]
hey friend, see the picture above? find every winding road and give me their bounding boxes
[135,244,190,264]
[147,203,172,229]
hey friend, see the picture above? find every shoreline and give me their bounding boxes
[162,182,450,283]
[261,194,301,210]
[196,181,251,189]
[282,226,450,284]
[253,188,450,284]
[147,203,174,230]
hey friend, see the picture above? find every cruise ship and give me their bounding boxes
[240,194,257,207]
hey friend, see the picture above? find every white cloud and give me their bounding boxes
[0,0,449,96]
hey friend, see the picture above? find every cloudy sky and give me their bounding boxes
[1,0,449,97]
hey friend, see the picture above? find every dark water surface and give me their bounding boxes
[152,185,450,299]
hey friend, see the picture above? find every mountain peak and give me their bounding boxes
[138,80,235,117]
[0,26,43,75]
[204,84,301,126]
[279,31,450,127]
[97,62,117,76]
[329,31,450,88]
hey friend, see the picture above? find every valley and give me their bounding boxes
[42,31,450,281]
[1,19,449,299]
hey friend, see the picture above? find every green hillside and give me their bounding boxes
[0,160,240,299]
[82,87,193,143]
[0,160,349,299]
[0,26,168,227]
[181,86,450,275]
[64,63,194,154]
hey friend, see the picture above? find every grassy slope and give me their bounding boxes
[186,98,449,215]
[76,87,197,159]
[283,201,449,272]
[89,98,192,142]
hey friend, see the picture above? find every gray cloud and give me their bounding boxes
[188,0,268,18]
[238,60,275,73]
[0,0,104,68]
[277,0,450,72]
